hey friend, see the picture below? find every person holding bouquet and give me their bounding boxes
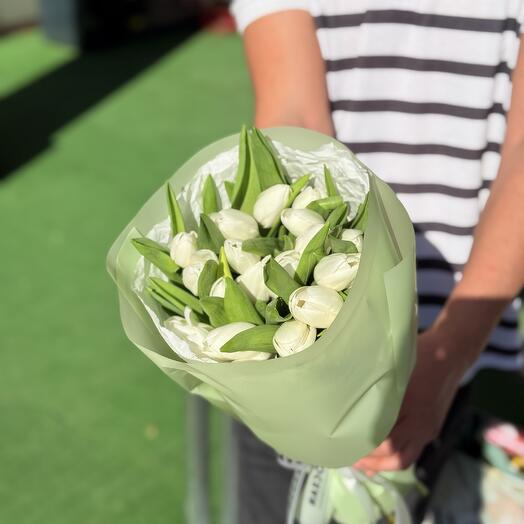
[230,1,524,522]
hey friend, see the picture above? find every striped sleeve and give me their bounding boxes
[230,0,313,32]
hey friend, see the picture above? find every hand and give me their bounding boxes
[354,326,472,473]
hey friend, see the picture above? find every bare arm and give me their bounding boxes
[434,37,524,369]
[242,10,334,135]
[356,37,524,472]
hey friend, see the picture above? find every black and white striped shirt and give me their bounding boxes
[231,0,524,375]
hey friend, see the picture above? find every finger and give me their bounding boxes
[357,444,422,472]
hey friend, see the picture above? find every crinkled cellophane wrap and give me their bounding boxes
[107,127,417,467]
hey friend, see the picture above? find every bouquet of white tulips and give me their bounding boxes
[107,126,417,468]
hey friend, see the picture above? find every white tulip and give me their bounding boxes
[190,249,218,264]
[182,262,205,296]
[341,229,364,252]
[203,322,271,362]
[164,308,211,357]
[292,186,324,209]
[272,320,317,357]
[313,253,361,291]
[224,239,260,274]
[237,255,275,302]
[210,276,226,298]
[289,285,344,329]
[211,209,259,241]
[295,223,325,253]
[274,250,301,277]
[281,208,324,237]
[253,184,291,228]
[170,231,198,268]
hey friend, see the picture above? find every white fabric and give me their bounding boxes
[230,0,524,372]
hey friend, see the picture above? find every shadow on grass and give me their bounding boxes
[0,27,197,179]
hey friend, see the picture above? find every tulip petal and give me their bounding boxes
[263,258,300,305]
[220,325,279,354]
[202,175,221,214]
[132,237,181,282]
[198,213,225,254]
[167,183,186,235]
[224,277,264,325]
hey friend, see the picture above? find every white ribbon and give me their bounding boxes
[278,456,413,524]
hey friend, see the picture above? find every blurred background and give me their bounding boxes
[0,1,523,523]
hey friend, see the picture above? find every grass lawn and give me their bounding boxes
[1,25,522,524]
[0,27,252,523]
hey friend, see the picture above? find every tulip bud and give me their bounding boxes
[164,308,211,356]
[170,231,198,268]
[253,184,292,228]
[313,253,361,291]
[224,239,260,274]
[210,276,226,298]
[182,262,205,296]
[289,285,344,329]
[292,186,324,209]
[272,320,317,357]
[211,209,259,241]
[274,250,301,277]
[190,249,218,265]
[295,224,324,253]
[237,255,275,302]
[281,208,324,237]
[203,322,271,362]
[341,229,364,252]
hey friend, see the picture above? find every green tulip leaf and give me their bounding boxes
[265,297,292,324]
[224,180,235,202]
[147,288,185,316]
[224,277,264,325]
[329,236,359,254]
[326,204,349,229]
[288,174,311,204]
[202,174,221,214]
[255,299,268,319]
[249,128,289,189]
[197,260,219,298]
[295,222,330,285]
[220,324,279,354]
[263,258,300,304]
[167,183,186,235]
[306,195,344,218]
[230,125,251,209]
[149,277,204,314]
[131,237,180,281]
[197,213,225,254]
[200,297,229,327]
[282,234,295,252]
[324,165,339,197]
[242,237,282,257]
[349,192,369,230]
[218,247,232,279]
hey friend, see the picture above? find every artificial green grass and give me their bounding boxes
[0,28,252,523]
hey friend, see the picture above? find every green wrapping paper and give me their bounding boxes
[107,127,417,468]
